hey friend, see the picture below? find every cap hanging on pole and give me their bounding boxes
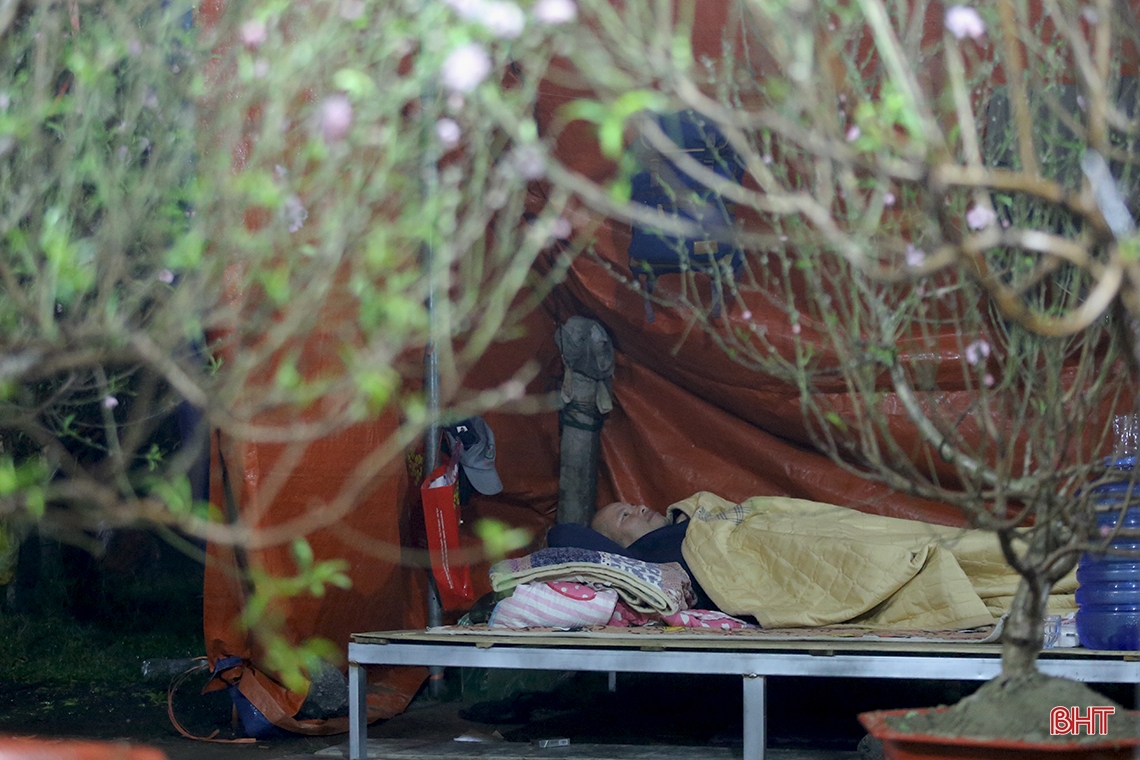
[443,416,503,495]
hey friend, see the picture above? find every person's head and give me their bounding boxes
[591,501,669,548]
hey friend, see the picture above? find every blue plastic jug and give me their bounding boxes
[1075,479,1140,650]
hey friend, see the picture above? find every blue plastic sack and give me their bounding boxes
[212,656,293,740]
[627,110,745,321]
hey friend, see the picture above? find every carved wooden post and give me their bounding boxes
[554,317,615,525]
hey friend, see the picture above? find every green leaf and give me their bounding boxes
[671,33,693,71]
[867,345,896,365]
[40,207,70,267]
[275,359,302,390]
[166,230,206,269]
[609,177,632,204]
[240,593,269,629]
[260,266,291,304]
[0,459,15,496]
[1120,237,1140,262]
[291,538,314,569]
[149,476,194,515]
[291,537,314,567]
[474,518,531,561]
[302,637,342,665]
[561,92,669,159]
[356,368,397,411]
[143,443,164,471]
[599,90,669,159]
[267,637,310,694]
[333,69,376,99]
[24,487,44,519]
[559,99,608,126]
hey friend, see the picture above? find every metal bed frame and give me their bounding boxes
[347,629,1140,760]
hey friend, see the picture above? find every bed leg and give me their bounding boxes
[743,674,766,760]
[608,671,617,692]
[349,661,367,760]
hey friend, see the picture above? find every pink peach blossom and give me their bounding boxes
[319,95,353,143]
[239,18,267,49]
[945,6,985,40]
[551,217,572,239]
[436,118,461,149]
[479,1,525,38]
[965,339,991,365]
[441,43,492,93]
[966,204,995,230]
[905,244,926,267]
[534,0,577,24]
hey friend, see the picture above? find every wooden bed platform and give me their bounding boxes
[347,626,1140,760]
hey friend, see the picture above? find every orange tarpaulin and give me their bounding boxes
[204,417,429,729]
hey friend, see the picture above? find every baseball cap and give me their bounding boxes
[443,416,503,495]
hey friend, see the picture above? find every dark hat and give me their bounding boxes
[443,416,503,495]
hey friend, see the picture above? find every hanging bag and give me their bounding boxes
[420,454,475,609]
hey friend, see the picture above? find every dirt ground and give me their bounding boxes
[0,676,342,760]
[0,667,975,760]
[0,669,868,759]
[5,667,1138,760]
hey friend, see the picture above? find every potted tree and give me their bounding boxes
[541,0,1140,752]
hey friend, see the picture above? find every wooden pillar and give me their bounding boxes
[555,317,615,526]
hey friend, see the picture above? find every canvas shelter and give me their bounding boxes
[199,0,1140,734]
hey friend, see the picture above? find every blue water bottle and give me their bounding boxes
[1075,416,1140,650]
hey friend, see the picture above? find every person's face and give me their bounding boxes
[591,502,669,547]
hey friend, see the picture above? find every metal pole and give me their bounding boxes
[743,674,767,760]
[420,83,445,700]
[422,253,444,700]
[423,369,445,699]
[348,661,367,759]
[423,346,445,698]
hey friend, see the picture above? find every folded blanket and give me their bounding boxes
[490,582,619,629]
[489,547,695,614]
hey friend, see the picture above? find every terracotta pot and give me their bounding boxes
[0,738,166,760]
[859,708,1140,760]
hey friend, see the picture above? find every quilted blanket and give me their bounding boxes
[489,547,695,614]
[669,492,1077,630]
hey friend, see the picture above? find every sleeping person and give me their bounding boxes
[548,492,1079,631]
[590,501,676,547]
[546,501,717,610]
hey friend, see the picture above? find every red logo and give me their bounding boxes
[1050,706,1115,736]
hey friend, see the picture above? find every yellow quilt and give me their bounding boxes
[668,492,1077,630]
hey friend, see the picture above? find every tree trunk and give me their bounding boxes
[999,575,1049,679]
